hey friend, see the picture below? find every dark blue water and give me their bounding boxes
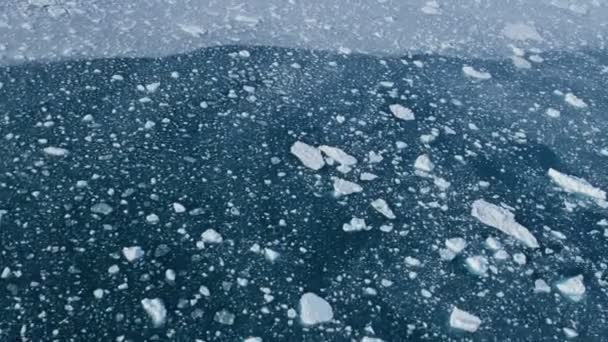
[0,46,607,341]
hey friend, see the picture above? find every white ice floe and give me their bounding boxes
[319,145,357,166]
[547,168,606,201]
[556,275,586,302]
[146,213,160,224]
[332,177,363,196]
[201,229,223,244]
[342,217,369,232]
[446,237,467,254]
[264,248,280,262]
[449,307,481,333]
[371,199,396,219]
[43,146,69,156]
[360,172,378,181]
[534,279,551,293]
[421,1,441,15]
[545,108,561,118]
[299,292,334,325]
[511,56,532,69]
[564,93,588,108]
[414,154,435,173]
[91,202,113,215]
[465,256,489,276]
[502,22,543,41]
[471,199,539,248]
[462,65,492,80]
[290,141,325,170]
[141,298,167,327]
[563,327,579,339]
[389,104,415,121]
[122,246,144,262]
[172,202,186,213]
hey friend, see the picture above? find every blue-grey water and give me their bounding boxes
[0,46,607,341]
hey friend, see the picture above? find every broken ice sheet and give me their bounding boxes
[471,199,539,248]
[449,307,481,333]
[299,292,333,325]
[548,168,606,201]
[141,298,167,327]
[556,275,586,302]
[290,141,325,170]
[371,199,396,219]
[332,177,363,196]
[389,104,415,121]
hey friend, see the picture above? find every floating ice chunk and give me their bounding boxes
[471,199,539,248]
[111,74,124,81]
[405,256,422,267]
[299,292,333,325]
[146,213,160,224]
[122,246,144,262]
[141,298,167,327]
[462,65,492,80]
[513,253,526,265]
[343,217,369,232]
[201,229,223,244]
[445,237,467,254]
[177,23,206,37]
[43,146,69,156]
[421,1,440,15]
[361,337,385,342]
[556,275,585,302]
[172,202,186,213]
[563,327,578,339]
[264,248,280,262]
[564,93,587,108]
[371,199,396,219]
[145,82,161,93]
[244,338,263,342]
[319,145,357,166]
[91,203,113,215]
[546,108,561,118]
[548,168,606,201]
[214,309,235,325]
[465,256,489,276]
[93,289,104,299]
[360,172,378,181]
[502,22,543,41]
[534,279,551,293]
[511,56,532,69]
[449,307,481,333]
[389,104,415,121]
[332,177,363,196]
[1,267,11,279]
[414,154,435,173]
[290,141,325,170]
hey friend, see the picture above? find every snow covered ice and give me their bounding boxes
[299,292,334,325]
[471,199,539,248]
[141,298,167,327]
[290,141,325,170]
[449,307,481,333]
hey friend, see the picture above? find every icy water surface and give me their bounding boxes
[0,46,607,341]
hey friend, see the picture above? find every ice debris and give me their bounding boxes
[471,199,539,248]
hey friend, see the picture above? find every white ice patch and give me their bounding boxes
[534,279,551,293]
[421,1,441,15]
[122,246,144,262]
[201,229,223,244]
[511,56,532,69]
[371,199,396,219]
[389,104,415,121]
[502,22,543,41]
[43,146,69,156]
[414,154,435,173]
[545,108,561,118]
[319,145,357,166]
[360,172,378,181]
[471,199,539,248]
[342,217,369,232]
[177,23,207,37]
[299,292,334,325]
[445,237,467,254]
[465,256,489,276]
[548,168,606,201]
[172,202,186,213]
[290,141,325,170]
[556,275,585,302]
[462,65,492,80]
[449,307,481,333]
[332,177,363,196]
[91,202,113,215]
[141,298,167,327]
[564,93,587,108]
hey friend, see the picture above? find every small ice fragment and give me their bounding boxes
[201,229,223,244]
[546,108,561,118]
[93,289,104,299]
[548,168,606,201]
[91,203,113,215]
[360,172,378,181]
[414,154,435,173]
[465,256,489,276]
[564,93,587,108]
[214,309,235,325]
[563,327,578,339]
[513,253,526,265]
[371,199,396,219]
[462,65,492,80]
[421,1,440,15]
[264,248,280,262]
[122,246,144,262]
[146,213,160,224]
[405,256,422,267]
[342,217,368,232]
[319,145,357,166]
[145,82,161,93]
[244,338,263,342]
[111,74,124,81]
[534,279,551,293]
[502,22,543,41]
[332,177,363,196]
[43,146,69,157]
[141,298,167,327]
[290,141,325,170]
[172,202,186,213]
[556,275,585,302]
[299,292,334,325]
[471,199,539,248]
[389,104,415,121]
[449,307,481,333]
[445,237,467,254]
